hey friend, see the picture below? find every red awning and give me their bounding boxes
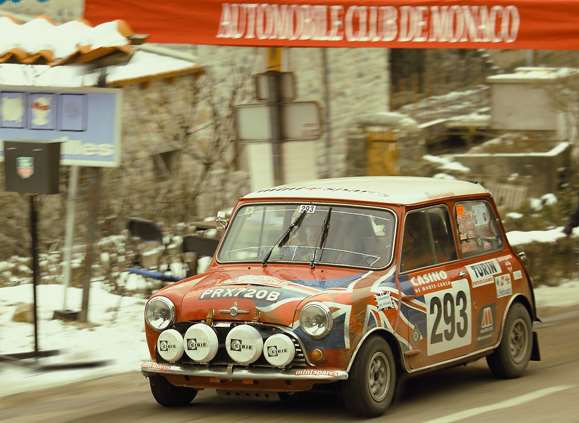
[85,1,579,50]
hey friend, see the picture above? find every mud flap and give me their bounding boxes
[531,331,541,361]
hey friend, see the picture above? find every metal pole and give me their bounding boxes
[30,194,39,357]
[321,48,332,178]
[267,48,284,186]
[62,166,79,311]
[80,167,102,323]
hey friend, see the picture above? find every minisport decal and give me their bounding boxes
[425,279,472,356]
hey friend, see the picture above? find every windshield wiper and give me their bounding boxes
[262,208,308,266]
[310,207,332,268]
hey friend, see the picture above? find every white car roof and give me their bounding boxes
[243,177,489,205]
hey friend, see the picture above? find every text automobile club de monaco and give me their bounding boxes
[217,3,520,44]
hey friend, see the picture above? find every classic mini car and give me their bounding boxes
[142,177,540,417]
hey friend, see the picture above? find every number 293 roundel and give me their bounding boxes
[425,279,472,356]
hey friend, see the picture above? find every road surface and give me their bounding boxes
[2,306,579,423]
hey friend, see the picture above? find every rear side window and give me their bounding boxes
[401,206,457,273]
[455,201,503,258]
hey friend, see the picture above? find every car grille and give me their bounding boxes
[167,321,308,369]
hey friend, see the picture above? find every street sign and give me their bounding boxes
[282,101,322,141]
[0,86,121,167]
[255,72,296,101]
[235,101,322,142]
[235,104,272,142]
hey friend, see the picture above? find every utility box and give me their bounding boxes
[4,141,61,194]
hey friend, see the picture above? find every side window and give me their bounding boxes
[455,201,503,258]
[401,206,457,273]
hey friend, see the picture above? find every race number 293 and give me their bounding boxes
[425,279,472,356]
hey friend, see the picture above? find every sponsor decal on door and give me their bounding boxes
[466,259,501,288]
[495,274,513,298]
[477,304,496,343]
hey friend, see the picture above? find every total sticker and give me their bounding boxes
[495,274,512,298]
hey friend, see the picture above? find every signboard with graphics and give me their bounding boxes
[0,86,121,167]
[85,0,579,50]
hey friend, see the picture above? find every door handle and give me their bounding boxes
[458,271,467,277]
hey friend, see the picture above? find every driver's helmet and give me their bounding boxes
[288,206,327,246]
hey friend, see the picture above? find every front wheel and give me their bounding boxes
[486,302,532,379]
[341,336,397,417]
[149,375,198,407]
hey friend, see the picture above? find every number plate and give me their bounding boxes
[298,204,316,214]
[425,279,472,356]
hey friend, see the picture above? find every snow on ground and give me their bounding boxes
[506,227,571,246]
[423,154,471,173]
[534,280,579,309]
[0,283,148,397]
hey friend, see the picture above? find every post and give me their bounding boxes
[29,194,39,357]
[267,47,284,186]
[79,167,102,323]
[62,166,79,311]
[321,48,332,178]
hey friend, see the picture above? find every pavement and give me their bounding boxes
[1,306,579,423]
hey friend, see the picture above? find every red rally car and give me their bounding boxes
[141,176,540,417]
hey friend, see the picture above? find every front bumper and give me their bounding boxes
[141,360,348,381]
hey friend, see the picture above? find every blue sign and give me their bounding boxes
[0,86,121,167]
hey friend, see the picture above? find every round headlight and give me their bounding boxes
[299,302,333,339]
[145,296,175,331]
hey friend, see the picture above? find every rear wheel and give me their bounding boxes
[149,375,197,407]
[341,336,397,417]
[486,303,532,379]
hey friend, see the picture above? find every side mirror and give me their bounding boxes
[517,250,529,266]
[216,210,230,230]
[127,218,163,243]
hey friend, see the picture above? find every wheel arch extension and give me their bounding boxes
[505,294,541,361]
[346,329,406,374]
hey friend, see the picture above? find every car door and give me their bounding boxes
[397,204,473,370]
[453,199,509,352]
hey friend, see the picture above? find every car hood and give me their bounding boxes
[160,265,368,327]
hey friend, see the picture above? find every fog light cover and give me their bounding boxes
[157,329,184,363]
[225,324,263,365]
[263,334,296,368]
[184,323,219,363]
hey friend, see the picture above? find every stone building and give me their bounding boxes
[0,17,250,258]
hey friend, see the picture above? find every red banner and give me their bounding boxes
[84,0,579,49]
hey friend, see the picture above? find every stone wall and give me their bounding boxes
[452,140,571,198]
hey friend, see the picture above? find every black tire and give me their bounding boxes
[486,302,533,379]
[341,336,397,418]
[149,375,198,407]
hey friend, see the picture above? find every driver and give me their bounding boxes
[281,209,325,262]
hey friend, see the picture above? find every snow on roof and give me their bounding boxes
[488,67,579,83]
[0,50,203,87]
[0,15,134,65]
[243,176,488,205]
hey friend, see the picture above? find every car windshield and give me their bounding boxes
[218,204,396,269]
